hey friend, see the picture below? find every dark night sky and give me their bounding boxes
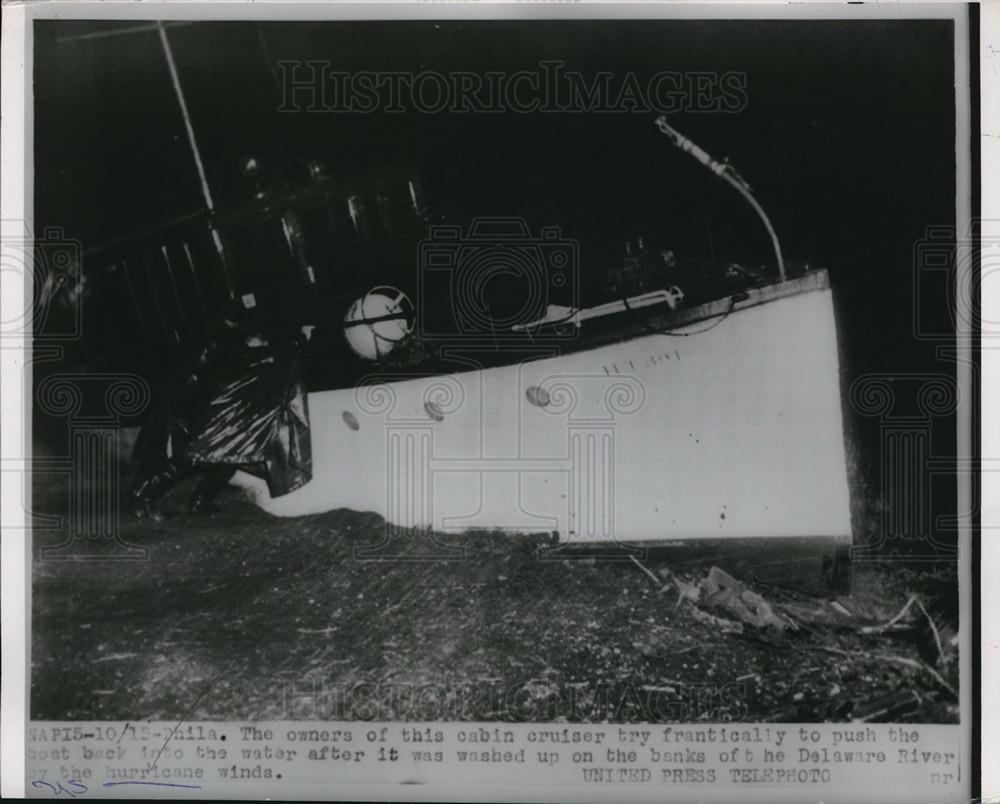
[33,18,965,542]
[34,19,958,346]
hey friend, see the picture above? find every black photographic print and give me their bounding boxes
[5,4,978,802]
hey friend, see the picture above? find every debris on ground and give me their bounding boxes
[628,555,959,721]
[635,559,790,630]
[697,566,792,631]
[32,481,960,723]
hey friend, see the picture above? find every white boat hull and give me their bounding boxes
[234,272,852,546]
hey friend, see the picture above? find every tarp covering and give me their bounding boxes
[186,342,311,497]
[132,321,312,499]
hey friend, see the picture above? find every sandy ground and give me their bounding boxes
[30,475,959,724]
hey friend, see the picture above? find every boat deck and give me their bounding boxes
[307,269,831,393]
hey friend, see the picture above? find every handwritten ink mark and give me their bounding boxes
[32,779,87,798]
[148,658,236,771]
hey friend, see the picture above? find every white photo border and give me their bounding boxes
[1,2,983,800]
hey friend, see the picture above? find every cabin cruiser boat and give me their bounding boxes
[228,121,853,591]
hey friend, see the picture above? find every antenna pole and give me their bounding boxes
[654,116,786,283]
[157,22,234,298]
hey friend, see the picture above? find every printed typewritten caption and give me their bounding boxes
[26,722,961,798]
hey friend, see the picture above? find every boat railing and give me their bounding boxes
[43,170,428,365]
